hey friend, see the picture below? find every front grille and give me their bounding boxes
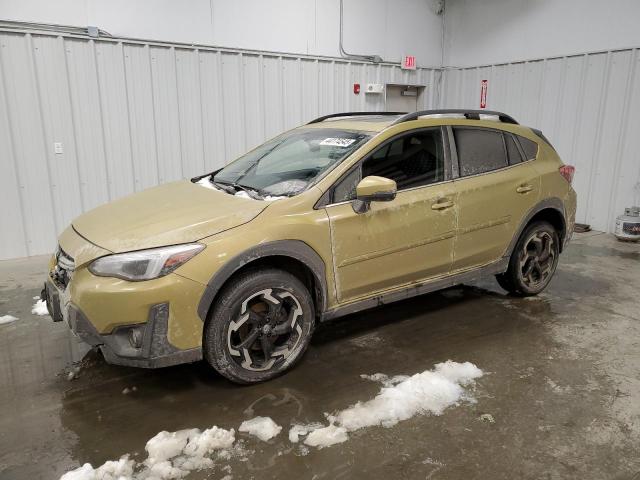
[51,246,75,289]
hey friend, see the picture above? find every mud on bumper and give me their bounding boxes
[42,281,202,368]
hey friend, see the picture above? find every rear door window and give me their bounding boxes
[453,127,508,176]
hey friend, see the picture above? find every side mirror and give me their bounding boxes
[352,176,397,213]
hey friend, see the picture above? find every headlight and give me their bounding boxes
[89,243,204,281]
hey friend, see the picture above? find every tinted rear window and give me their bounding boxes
[517,136,539,160]
[454,128,508,176]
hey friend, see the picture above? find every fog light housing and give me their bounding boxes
[129,327,144,349]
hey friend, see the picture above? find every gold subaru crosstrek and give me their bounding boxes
[42,110,577,383]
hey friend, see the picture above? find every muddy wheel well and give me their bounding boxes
[527,208,566,251]
[207,255,323,320]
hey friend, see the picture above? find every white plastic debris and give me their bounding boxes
[31,299,49,316]
[238,416,282,442]
[0,315,18,325]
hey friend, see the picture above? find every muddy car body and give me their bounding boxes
[42,110,577,383]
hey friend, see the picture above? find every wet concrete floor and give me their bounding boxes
[0,232,639,479]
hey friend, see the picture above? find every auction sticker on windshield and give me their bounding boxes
[319,138,356,147]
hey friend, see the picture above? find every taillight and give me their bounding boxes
[559,165,575,184]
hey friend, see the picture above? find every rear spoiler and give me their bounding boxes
[531,128,556,151]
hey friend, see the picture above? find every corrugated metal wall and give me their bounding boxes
[3,26,638,260]
[0,28,438,260]
[442,49,640,233]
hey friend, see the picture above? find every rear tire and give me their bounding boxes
[495,221,560,296]
[204,268,315,384]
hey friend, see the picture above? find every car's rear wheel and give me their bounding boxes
[204,268,315,384]
[496,221,560,296]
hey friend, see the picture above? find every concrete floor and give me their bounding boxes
[0,232,639,480]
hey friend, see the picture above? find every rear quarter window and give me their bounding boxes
[505,133,523,165]
[517,136,539,160]
[453,127,508,176]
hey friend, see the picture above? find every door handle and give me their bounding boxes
[432,200,454,210]
[516,184,533,194]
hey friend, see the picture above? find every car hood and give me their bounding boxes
[72,180,267,253]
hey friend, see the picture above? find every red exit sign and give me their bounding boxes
[402,55,416,70]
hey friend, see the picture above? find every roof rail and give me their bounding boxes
[307,111,406,124]
[390,109,519,126]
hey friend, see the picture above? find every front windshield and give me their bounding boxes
[212,128,371,197]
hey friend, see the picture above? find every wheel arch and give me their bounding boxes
[506,198,567,258]
[196,240,328,323]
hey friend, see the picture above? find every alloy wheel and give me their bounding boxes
[227,288,304,372]
[518,231,556,289]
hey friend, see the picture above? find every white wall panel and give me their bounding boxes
[442,49,640,233]
[0,28,436,260]
[0,0,445,67]
[0,33,57,257]
[444,0,640,67]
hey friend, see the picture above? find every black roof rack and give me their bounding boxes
[390,109,519,126]
[307,111,407,124]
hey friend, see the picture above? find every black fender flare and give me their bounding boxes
[196,240,328,321]
[504,197,567,259]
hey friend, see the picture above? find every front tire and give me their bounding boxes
[496,221,560,296]
[204,269,315,384]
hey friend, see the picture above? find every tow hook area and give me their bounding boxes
[41,282,63,322]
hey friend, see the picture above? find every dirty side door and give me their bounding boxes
[324,127,457,303]
[451,127,541,271]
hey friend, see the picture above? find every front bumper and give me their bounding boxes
[42,276,203,369]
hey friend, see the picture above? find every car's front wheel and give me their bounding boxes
[496,221,560,296]
[204,268,315,384]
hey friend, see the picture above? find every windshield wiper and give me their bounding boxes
[215,180,264,200]
[232,183,264,200]
[209,180,236,195]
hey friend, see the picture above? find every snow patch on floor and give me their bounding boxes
[239,416,282,442]
[0,315,18,325]
[303,425,349,448]
[360,373,409,387]
[31,299,49,316]
[337,361,482,431]
[296,361,483,447]
[58,361,483,477]
[60,456,134,480]
[60,426,235,480]
[288,423,324,443]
